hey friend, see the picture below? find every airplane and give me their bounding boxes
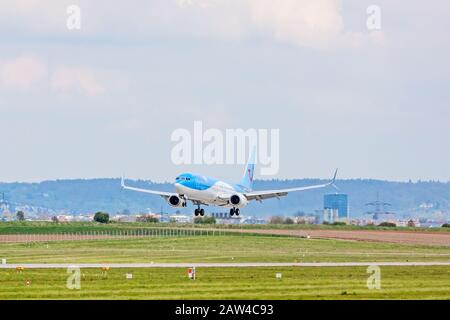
[121,148,338,217]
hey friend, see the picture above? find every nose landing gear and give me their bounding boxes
[229,208,240,217]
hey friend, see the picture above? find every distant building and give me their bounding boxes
[294,215,316,225]
[324,194,349,219]
[112,215,138,223]
[211,212,231,219]
[323,208,339,223]
[242,217,267,224]
[0,196,12,221]
[169,214,192,223]
[397,219,421,228]
[211,212,244,224]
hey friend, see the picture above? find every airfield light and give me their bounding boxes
[101,266,110,278]
[188,267,196,280]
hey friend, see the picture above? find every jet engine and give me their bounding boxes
[229,194,248,208]
[168,195,186,207]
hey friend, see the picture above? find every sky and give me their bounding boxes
[0,0,449,183]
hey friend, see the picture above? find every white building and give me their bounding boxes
[323,208,339,223]
[169,214,192,223]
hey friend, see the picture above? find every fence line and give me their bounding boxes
[0,227,236,243]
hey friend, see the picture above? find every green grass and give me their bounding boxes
[1,221,449,234]
[1,235,449,264]
[1,225,449,299]
[0,221,145,234]
[0,266,449,299]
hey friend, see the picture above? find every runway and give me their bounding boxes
[1,262,450,269]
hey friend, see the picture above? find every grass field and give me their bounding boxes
[1,221,449,234]
[0,266,449,299]
[1,222,449,299]
[1,235,449,264]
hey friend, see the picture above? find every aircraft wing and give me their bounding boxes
[121,177,174,199]
[244,169,338,202]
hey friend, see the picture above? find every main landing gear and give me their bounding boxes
[194,205,205,216]
[229,208,240,217]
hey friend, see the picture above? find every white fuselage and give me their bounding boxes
[175,181,243,208]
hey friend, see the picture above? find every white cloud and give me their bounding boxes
[50,66,106,96]
[0,55,48,90]
[171,0,379,49]
[248,0,347,49]
[0,0,382,50]
[0,54,107,97]
[0,0,67,33]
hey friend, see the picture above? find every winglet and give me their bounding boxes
[329,168,339,190]
[120,175,126,189]
[331,168,338,183]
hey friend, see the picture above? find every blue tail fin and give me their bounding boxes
[239,146,256,191]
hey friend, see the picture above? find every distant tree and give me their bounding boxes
[51,216,59,223]
[442,223,450,228]
[332,221,346,226]
[16,211,25,221]
[193,217,202,224]
[284,217,294,224]
[93,212,110,224]
[378,222,396,227]
[407,220,416,227]
[136,215,159,223]
[194,216,216,224]
[269,216,284,224]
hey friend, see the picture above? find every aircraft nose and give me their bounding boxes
[174,182,183,192]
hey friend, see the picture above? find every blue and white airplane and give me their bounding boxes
[121,149,338,217]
